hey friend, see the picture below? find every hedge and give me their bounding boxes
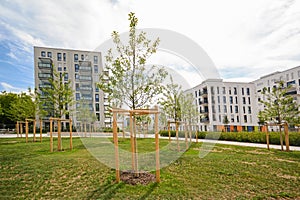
[159,130,300,146]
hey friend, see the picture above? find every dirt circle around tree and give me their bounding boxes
[120,171,156,185]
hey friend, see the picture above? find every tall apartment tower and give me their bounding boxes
[34,46,108,129]
[185,79,258,132]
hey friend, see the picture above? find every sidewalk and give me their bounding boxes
[1,133,299,151]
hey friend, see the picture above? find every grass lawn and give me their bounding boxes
[0,137,299,199]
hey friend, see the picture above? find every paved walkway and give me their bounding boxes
[1,133,300,151]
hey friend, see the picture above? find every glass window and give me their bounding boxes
[243,97,246,104]
[47,52,52,58]
[217,87,219,94]
[235,106,238,113]
[76,93,80,101]
[229,96,233,104]
[75,64,79,72]
[64,73,68,81]
[243,106,246,114]
[230,105,233,113]
[95,103,99,111]
[75,74,79,80]
[234,87,237,95]
[223,96,226,103]
[57,53,62,61]
[64,66,67,71]
[222,87,226,94]
[94,65,98,73]
[246,88,250,95]
[244,115,247,123]
[41,51,46,57]
[217,96,220,104]
[223,105,227,113]
[236,116,239,123]
[235,97,238,104]
[74,54,78,62]
[96,113,100,121]
[248,97,251,104]
[63,53,66,61]
[248,106,251,114]
[195,91,197,97]
[58,63,62,71]
[95,94,99,102]
[76,83,80,91]
[229,87,231,95]
[241,88,244,95]
[81,54,84,60]
[94,56,98,64]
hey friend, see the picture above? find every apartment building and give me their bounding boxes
[185,79,258,132]
[253,66,300,113]
[34,46,109,129]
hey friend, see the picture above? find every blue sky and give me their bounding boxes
[1,0,300,92]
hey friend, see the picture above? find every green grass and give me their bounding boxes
[0,137,300,199]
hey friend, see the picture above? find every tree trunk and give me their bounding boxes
[279,125,284,151]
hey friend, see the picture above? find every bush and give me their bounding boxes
[160,130,300,146]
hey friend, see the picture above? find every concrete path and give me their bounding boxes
[1,133,299,151]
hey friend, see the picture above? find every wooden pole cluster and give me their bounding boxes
[49,118,73,152]
[112,106,160,183]
[264,122,290,151]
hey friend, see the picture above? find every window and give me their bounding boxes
[211,86,214,94]
[248,97,251,104]
[96,113,100,121]
[241,88,244,95]
[74,54,78,62]
[222,87,226,94]
[298,70,300,77]
[234,87,237,95]
[246,88,250,95]
[94,56,98,64]
[217,87,219,94]
[94,65,98,73]
[223,96,226,103]
[243,106,246,114]
[248,106,251,114]
[63,65,67,71]
[75,64,79,72]
[64,73,68,81]
[47,52,52,58]
[224,105,227,113]
[63,53,66,61]
[95,94,99,102]
[217,96,220,103]
[230,105,233,113]
[81,54,84,60]
[235,106,238,113]
[291,72,294,79]
[244,115,247,123]
[231,116,234,123]
[75,74,79,80]
[237,116,239,123]
[41,51,46,57]
[229,87,231,95]
[198,98,201,105]
[76,83,80,91]
[286,74,289,80]
[219,115,221,122]
[57,53,62,61]
[212,106,215,113]
[95,86,99,92]
[58,63,62,71]
[235,97,238,104]
[195,91,197,97]
[95,103,99,111]
[218,105,221,112]
[76,93,80,101]
[229,96,233,104]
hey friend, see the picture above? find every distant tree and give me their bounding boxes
[181,93,200,128]
[39,68,74,119]
[76,99,97,134]
[98,12,167,110]
[159,75,183,123]
[223,115,229,132]
[259,80,300,150]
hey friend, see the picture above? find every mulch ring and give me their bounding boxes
[120,171,156,185]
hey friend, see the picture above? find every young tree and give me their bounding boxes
[98,12,168,110]
[223,115,229,132]
[259,81,300,150]
[39,68,74,119]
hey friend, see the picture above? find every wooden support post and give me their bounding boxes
[176,122,180,152]
[25,120,28,143]
[33,120,36,142]
[113,112,120,183]
[57,119,62,151]
[122,122,125,139]
[196,126,198,143]
[84,122,87,137]
[185,123,188,150]
[266,125,270,150]
[40,120,42,142]
[168,121,171,142]
[16,122,19,138]
[284,123,290,152]
[20,123,23,138]
[155,107,160,183]
[130,113,135,171]
[70,119,73,150]
[50,119,53,152]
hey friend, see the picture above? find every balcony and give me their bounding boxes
[38,73,52,79]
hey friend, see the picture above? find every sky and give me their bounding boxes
[0,0,300,92]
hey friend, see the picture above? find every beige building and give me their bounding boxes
[34,46,109,130]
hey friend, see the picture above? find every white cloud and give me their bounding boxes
[0,0,300,87]
[0,82,27,93]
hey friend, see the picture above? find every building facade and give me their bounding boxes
[186,79,258,132]
[34,46,109,129]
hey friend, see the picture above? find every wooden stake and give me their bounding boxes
[168,121,171,142]
[16,122,19,138]
[20,122,23,138]
[33,120,36,142]
[130,113,135,171]
[70,119,73,150]
[266,125,270,150]
[50,119,53,152]
[113,112,120,183]
[25,120,28,143]
[155,106,160,183]
[40,120,42,142]
[196,126,198,143]
[57,119,62,151]
[176,122,180,152]
[185,123,188,150]
[284,123,290,152]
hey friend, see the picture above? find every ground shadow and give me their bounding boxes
[138,182,159,200]
[87,181,125,199]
